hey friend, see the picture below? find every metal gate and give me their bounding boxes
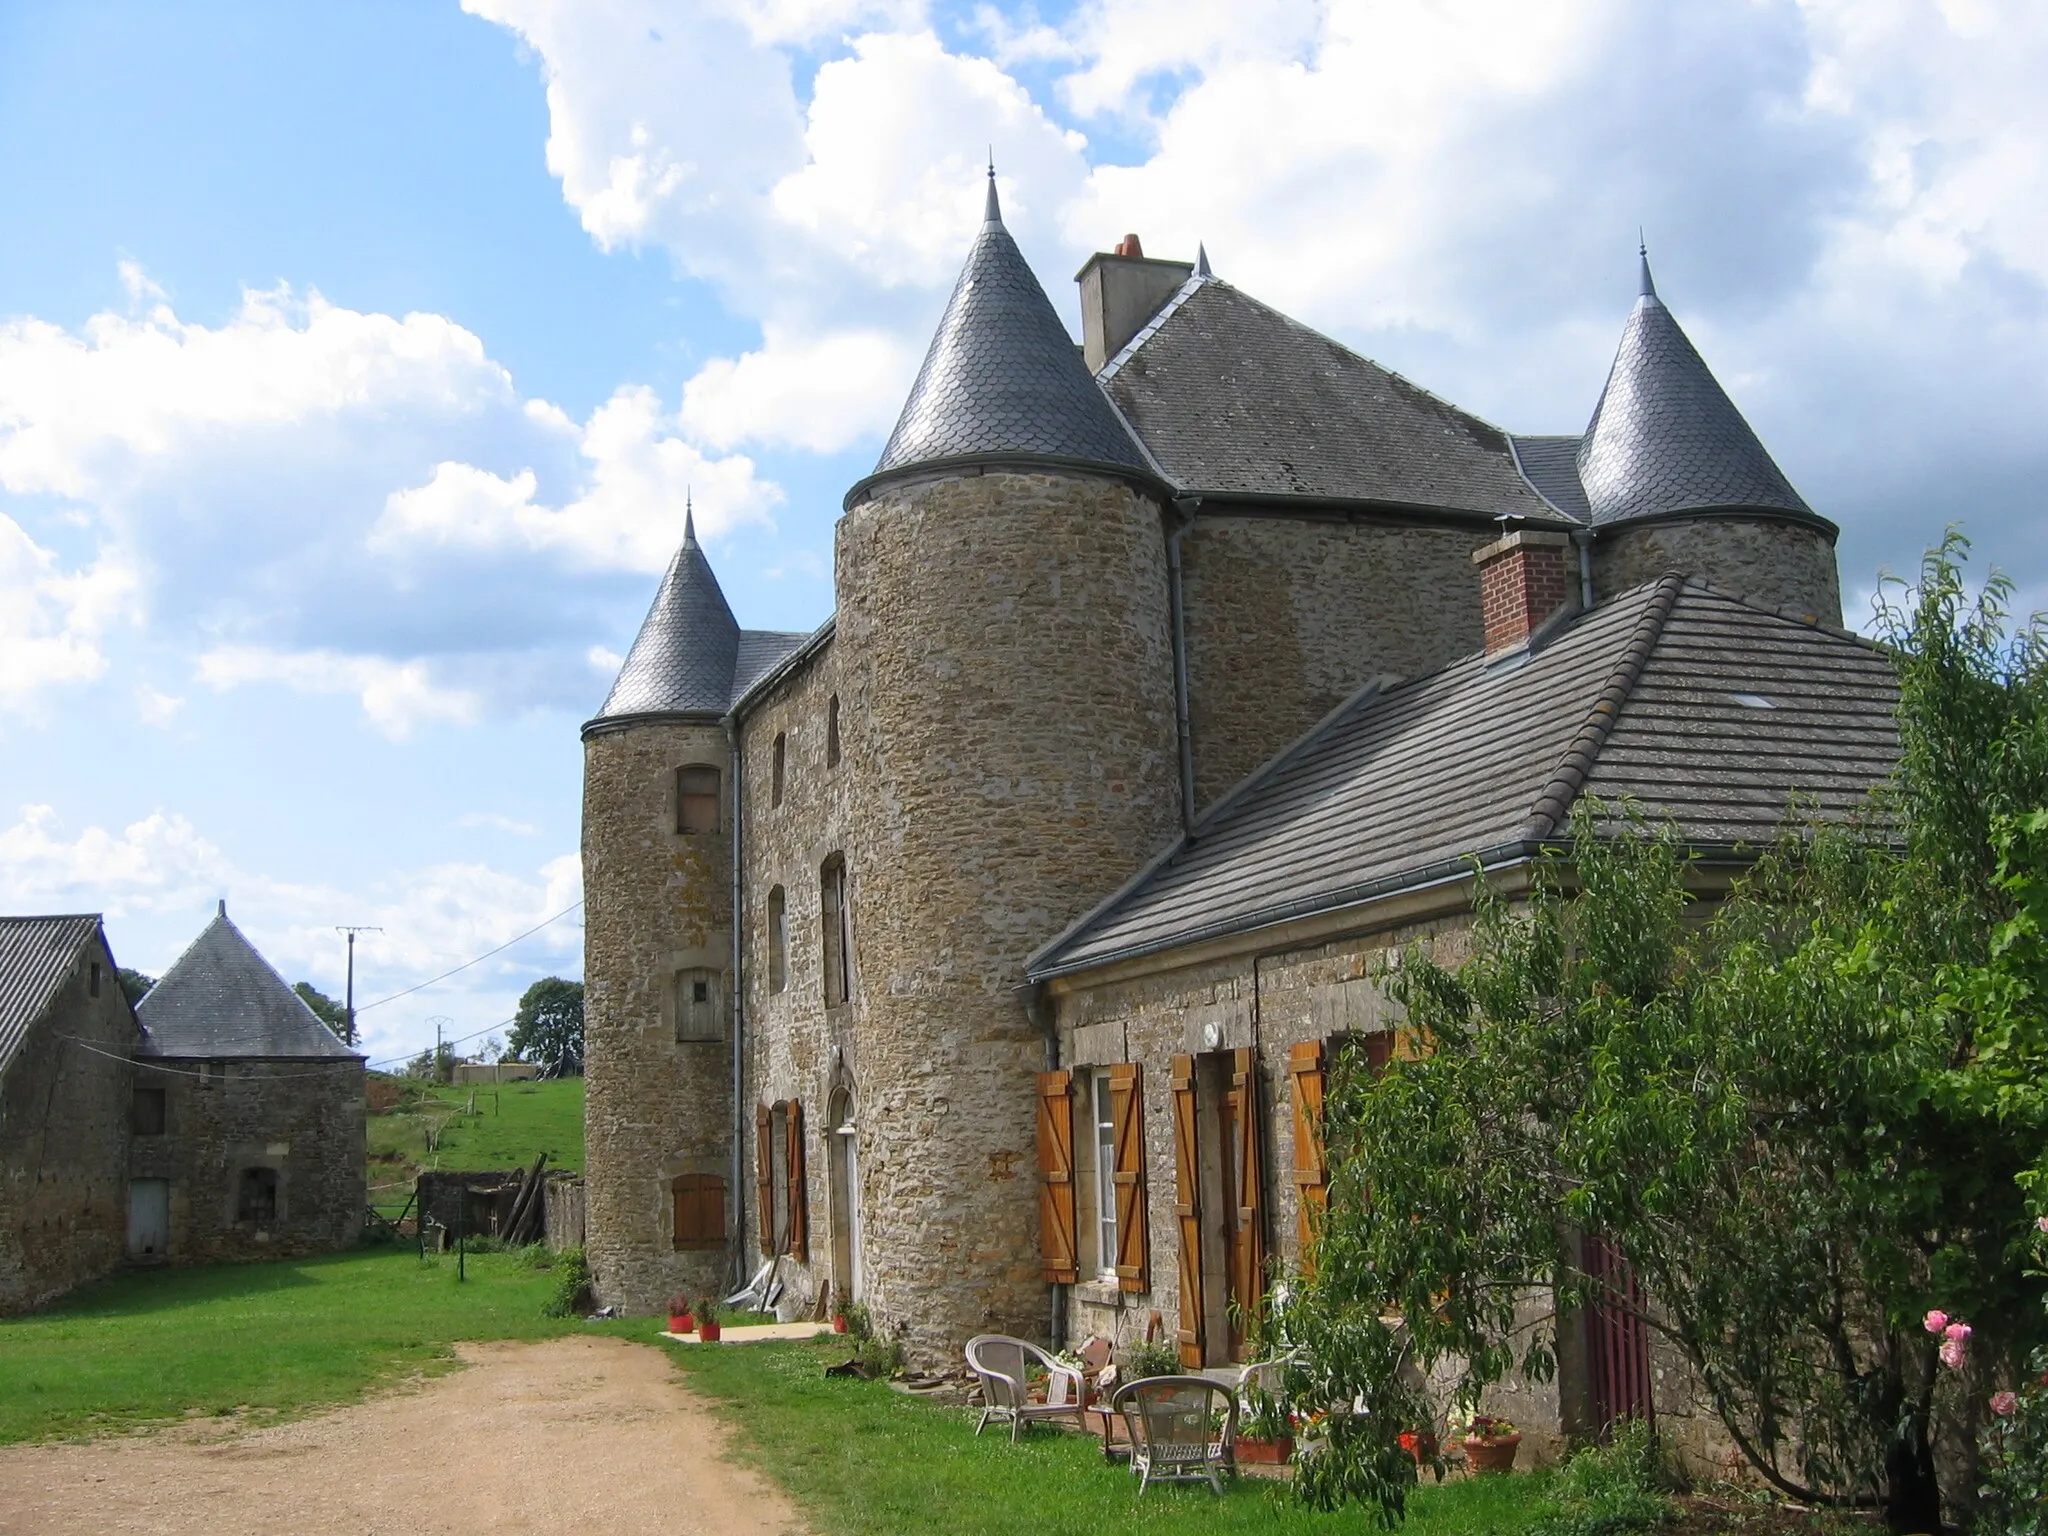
[1584,1235,1652,1436]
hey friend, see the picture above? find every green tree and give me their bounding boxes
[1298,534,2048,1532]
[116,968,155,1006]
[507,977,584,1078]
[293,981,347,1038]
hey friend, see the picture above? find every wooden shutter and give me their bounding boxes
[1035,1071,1078,1283]
[1288,1039,1327,1273]
[755,1104,774,1257]
[1108,1063,1148,1293]
[787,1099,809,1262]
[672,1174,725,1252]
[1229,1047,1267,1329]
[1169,1055,1204,1367]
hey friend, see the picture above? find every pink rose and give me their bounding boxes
[1925,1310,1949,1335]
[2037,1215,2048,1234]
[1946,1322,1973,1343]
[1940,1337,1968,1369]
[1992,1391,2020,1416]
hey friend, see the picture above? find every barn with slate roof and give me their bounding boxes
[579,174,1892,1466]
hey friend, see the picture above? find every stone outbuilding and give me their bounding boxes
[579,172,1885,1466]
[129,904,365,1264]
[0,914,137,1314]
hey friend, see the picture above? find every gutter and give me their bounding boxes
[1166,498,1199,833]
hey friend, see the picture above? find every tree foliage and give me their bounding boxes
[1300,533,2048,1532]
[116,968,155,1006]
[293,981,347,1038]
[507,977,584,1078]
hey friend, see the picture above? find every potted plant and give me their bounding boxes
[695,1295,722,1343]
[1398,1427,1440,1466]
[666,1293,694,1334]
[1237,1380,1295,1464]
[1457,1413,1521,1473]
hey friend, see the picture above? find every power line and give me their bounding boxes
[355,901,583,1013]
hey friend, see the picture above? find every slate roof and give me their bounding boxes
[1511,434,1592,522]
[137,905,360,1059]
[587,512,810,730]
[1576,258,1817,528]
[862,175,1154,492]
[1100,278,1562,521]
[1029,578,1898,978]
[0,914,107,1081]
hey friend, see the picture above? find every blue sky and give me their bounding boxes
[2,0,2044,1068]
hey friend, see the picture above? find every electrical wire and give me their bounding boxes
[354,901,583,1013]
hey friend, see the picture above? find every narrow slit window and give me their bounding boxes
[771,733,787,808]
[676,765,720,834]
[820,854,852,1007]
[826,695,841,768]
[767,886,788,994]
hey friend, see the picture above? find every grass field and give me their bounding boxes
[365,1075,584,1216]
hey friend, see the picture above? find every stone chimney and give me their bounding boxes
[1076,236,1194,372]
[1473,530,1574,655]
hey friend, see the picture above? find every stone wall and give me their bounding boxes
[0,934,134,1314]
[834,468,1185,1364]
[1591,516,1841,625]
[126,1057,363,1263]
[1179,511,1491,814]
[582,719,736,1313]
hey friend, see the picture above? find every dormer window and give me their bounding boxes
[676,765,720,835]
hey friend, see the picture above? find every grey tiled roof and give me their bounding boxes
[591,515,740,723]
[0,913,107,1081]
[1511,434,1592,522]
[1103,279,1561,519]
[1577,272,1816,527]
[867,180,1153,486]
[733,629,813,703]
[1029,578,1897,977]
[137,906,360,1059]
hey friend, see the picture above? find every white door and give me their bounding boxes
[127,1179,169,1257]
[837,1120,863,1302]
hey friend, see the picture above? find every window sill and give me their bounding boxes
[1072,1279,1127,1309]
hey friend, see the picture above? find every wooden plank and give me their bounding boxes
[1169,1055,1203,1367]
[787,1099,809,1262]
[756,1104,774,1258]
[1108,1063,1148,1293]
[1287,1039,1325,1274]
[1035,1071,1078,1284]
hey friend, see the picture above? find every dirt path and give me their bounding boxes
[0,1336,807,1536]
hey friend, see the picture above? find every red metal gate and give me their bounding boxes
[1584,1236,1652,1437]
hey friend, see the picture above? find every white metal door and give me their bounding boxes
[127,1179,169,1257]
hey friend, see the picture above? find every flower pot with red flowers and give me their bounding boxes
[1237,1376,1295,1464]
[1399,1429,1440,1466]
[1237,1435,1295,1465]
[695,1296,722,1343]
[666,1294,694,1335]
[1458,1415,1521,1472]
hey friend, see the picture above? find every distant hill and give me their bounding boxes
[366,1074,584,1219]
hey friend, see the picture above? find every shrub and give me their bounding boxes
[1528,1421,1675,1536]
[541,1246,591,1318]
[1121,1338,1181,1381]
[1979,1347,2048,1536]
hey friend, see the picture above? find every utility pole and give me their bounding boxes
[335,926,382,1045]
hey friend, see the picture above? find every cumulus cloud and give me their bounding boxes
[0,515,135,713]
[195,645,484,739]
[0,804,230,918]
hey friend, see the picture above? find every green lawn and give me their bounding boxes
[366,1076,584,1216]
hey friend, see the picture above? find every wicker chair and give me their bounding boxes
[1110,1375,1239,1494]
[964,1335,1087,1443]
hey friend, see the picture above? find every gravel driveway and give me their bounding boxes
[0,1336,805,1535]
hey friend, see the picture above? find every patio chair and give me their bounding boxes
[964,1334,1087,1443]
[1110,1375,1239,1495]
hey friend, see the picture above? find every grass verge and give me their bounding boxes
[366,1075,584,1217]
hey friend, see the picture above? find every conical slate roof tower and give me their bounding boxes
[138,902,358,1059]
[864,171,1152,490]
[1576,252,1812,526]
[591,508,741,723]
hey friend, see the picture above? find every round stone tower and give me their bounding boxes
[582,512,740,1313]
[1579,251,1841,623]
[833,175,1183,1361]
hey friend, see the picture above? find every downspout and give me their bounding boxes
[1572,526,1596,612]
[1167,498,1199,832]
[726,714,746,1291]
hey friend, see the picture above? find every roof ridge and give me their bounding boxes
[1096,270,1212,383]
[1670,575,1887,655]
[1505,434,1588,524]
[1522,574,1685,839]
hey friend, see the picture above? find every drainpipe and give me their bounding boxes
[1167,499,1199,833]
[1572,527,1596,612]
[725,715,746,1292]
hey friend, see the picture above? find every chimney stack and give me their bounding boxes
[1473,530,1574,655]
[1076,236,1195,372]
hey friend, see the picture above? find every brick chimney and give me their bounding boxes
[1473,530,1574,655]
[1076,237,1195,372]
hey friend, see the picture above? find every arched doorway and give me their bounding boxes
[828,1084,863,1305]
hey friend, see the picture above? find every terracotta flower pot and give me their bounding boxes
[1237,1436,1294,1465]
[832,1314,849,1334]
[1462,1432,1521,1473]
[698,1319,722,1343]
[1399,1430,1439,1465]
[667,1314,693,1334]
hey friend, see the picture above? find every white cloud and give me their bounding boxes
[0,515,134,711]
[681,325,913,452]
[133,684,185,727]
[195,645,483,738]
[459,812,540,836]
[0,805,229,917]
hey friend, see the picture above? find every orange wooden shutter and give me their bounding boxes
[1034,1071,1078,1283]
[1169,1055,1204,1367]
[755,1104,774,1257]
[672,1174,725,1252]
[1229,1047,1268,1329]
[1288,1039,1328,1273]
[787,1099,809,1262]
[1108,1063,1148,1293]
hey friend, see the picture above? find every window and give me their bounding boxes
[1092,1071,1119,1280]
[820,854,852,1006]
[89,961,102,998]
[675,968,721,1042]
[770,1102,790,1254]
[826,695,841,767]
[671,1173,725,1251]
[755,1100,809,1260]
[676,765,720,835]
[767,886,788,993]
[237,1166,279,1226]
[131,1086,166,1137]
[771,733,787,808]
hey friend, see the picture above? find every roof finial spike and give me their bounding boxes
[1637,230,1657,300]
[1195,242,1211,278]
[683,488,696,545]
[983,154,1002,226]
